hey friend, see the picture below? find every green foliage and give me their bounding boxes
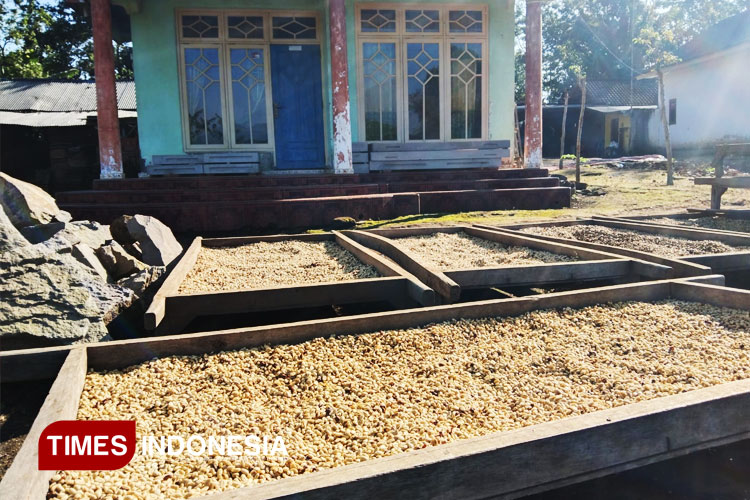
[0,0,133,79]
[515,0,748,103]
[561,154,590,163]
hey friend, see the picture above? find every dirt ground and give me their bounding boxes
[357,161,748,229]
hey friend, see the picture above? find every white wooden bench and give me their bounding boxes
[148,152,261,175]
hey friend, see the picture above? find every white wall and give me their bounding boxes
[647,43,750,150]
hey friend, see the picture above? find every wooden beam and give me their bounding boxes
[343,230,461,302]
[334,231,436,306]
[477,224,712,278]
[205,379,750,500]
[681,252,750,272]
[144,236,202,330]
[591,217,750,247]
[670,281,750,309]
[202,233,333,247]
[444,259,631,289]
[0,348,87,499]
[593,215,750,237]
[162,277,410,334]
[694,177,750,188]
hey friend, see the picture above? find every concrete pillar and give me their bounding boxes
[328,0,353,174]
[524,0,543,169]
[91,0,124,179]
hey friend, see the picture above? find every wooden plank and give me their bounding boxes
[591,217,750,247]
[352,142,369,153]
[370,149,506,162]
[333,231,436,306]
[0,279,684,380]
[202,232,334,247]
[681,252,750,272]
[694,177,750,188]
[363,226,465,238]
[444,259,631,288]
[204,379,750,500]
[202,164,260,175]
[352,152,369,164]
[670,281,750,309]
[203,152,260,163]
[476,224,712,278]
[152,154,201,165]
[0,348,87,500]
[593,215,750,237]
[144,237,202,331]
[163,277,411,334]
[370,140,510,152]
[369,158,506,171]
[343,230,461,302]
[147,164,203,175]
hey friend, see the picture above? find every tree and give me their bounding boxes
[558,90,569,169]
[0,0,133,79]
[575,75,586,189]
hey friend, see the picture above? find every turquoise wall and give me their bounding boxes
[126,0,515,164]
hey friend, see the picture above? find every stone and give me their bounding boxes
[0,172,62,228]
[0,245,134,350]
[95,241,149,280]
[0,205,29,252]
[72,243,109,281]
[55,210,73,223]
[21,220,112,250]
[331,216,357,230]
[110,215,136,245]
[123,214,182,266]
[117,266,165,296]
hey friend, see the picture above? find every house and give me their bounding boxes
[0,79,140,192]
[54,0,569,232]
[640,10,750,152]
[517,79,658,158]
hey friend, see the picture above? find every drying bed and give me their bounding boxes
[145,232,435,334]
[643,216,750,235]
[1,278,748,500]
[344,226,671,302]
[390,231,576,270]
[179,240,380,293]
[482,216,750,279]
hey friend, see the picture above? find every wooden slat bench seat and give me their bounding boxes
[364,140,511,171]
[149,152,261,175]
[695,143,750,209]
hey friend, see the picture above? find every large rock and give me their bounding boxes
[72,243,109,281]
[96,240,148,280]
[21,220,112,250]
[0,205,28,252]
[0,172,63,228]
[0,242,134,350]
[113,214,182,266]
[117,266,165,296]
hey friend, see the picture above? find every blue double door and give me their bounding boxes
[270,44,325,169]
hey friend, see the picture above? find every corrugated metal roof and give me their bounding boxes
[0,110,137,127]
[566,80,658,107]
[0,79,136,113]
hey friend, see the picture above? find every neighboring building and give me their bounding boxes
[0,79,139,192]
[640,10,750,152]
[518,79,658,158]
[112,0,515,173]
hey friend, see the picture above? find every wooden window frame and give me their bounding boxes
[403,37,445,142]
[354,3,489,143]
[176,9,322,154]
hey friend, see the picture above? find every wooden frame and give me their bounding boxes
[2,279,747,500]
[342,225,672,302]
[354,3,489,144]
[176,8,323,158]
[143,231,436,334]
[477,216,750,278]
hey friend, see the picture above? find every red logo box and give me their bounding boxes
[38,420,136,470]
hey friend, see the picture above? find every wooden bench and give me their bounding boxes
[365,140,510,171]
[148,152,262,175]
[694,143,750,209]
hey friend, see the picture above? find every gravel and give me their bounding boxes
[179,240,380,293]
[645,217,750,234]
[49,300,750,499]
[393,231,577,270]
[520,225,747,258]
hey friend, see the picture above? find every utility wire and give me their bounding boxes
[575,17,644,74]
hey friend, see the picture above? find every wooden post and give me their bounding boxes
[329,0,353,174]
[524,0,543,169]
[657,68,674,186]
[91,0,123,179]
[575,77,586,189]
[559,90,569,169]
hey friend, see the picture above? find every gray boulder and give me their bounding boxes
[114,214,182,266]
[0,172,63,228]
[72,243,109,281]
[96,240,148,280]
[0,205,29,252]
[0,243,134,351]
[117,266,165,296]
[21,220,112,249]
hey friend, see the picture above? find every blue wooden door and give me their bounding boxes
[270,44,326,169]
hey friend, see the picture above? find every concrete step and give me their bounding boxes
[60,186,571,233]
